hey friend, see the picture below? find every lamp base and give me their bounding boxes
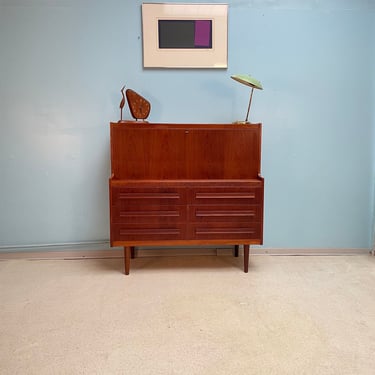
[233,120,251,125]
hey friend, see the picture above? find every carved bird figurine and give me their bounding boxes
[119,85,126,121]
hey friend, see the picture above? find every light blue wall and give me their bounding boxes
[0,0,374,249]
[371,12,375,252]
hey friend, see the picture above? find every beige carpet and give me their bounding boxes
[1,254,375,374]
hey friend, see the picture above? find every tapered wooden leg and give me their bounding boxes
[234,245,239,257]
[243,244,250,273]
[124,246,131,275]
[131,246,135,259]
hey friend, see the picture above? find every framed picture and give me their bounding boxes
[142,3,228,68]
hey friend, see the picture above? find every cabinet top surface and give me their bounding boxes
[111,121,261,130]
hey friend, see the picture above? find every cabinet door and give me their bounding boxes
[111,127,187,179]
[185,128,261,179]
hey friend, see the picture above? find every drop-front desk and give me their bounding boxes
[109,122,264,275]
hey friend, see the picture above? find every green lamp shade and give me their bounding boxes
[231,74,263,90]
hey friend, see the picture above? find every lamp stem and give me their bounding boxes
[245,87,254,123]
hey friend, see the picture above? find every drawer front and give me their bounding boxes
[188,222,261,241]
[111,223,186,242]
[189,186,262,205]
[189,205,261,223]
[111,186,186,206]
[112,204,187,224]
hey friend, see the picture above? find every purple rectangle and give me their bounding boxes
[194,20,211,48]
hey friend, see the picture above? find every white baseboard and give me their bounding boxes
[0,241,371,260]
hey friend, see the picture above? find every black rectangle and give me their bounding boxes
[158,20,195,48]
[158,20,213,49]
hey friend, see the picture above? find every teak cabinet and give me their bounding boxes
[109,122,264,275]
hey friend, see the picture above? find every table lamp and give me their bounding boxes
[231,74,263,124]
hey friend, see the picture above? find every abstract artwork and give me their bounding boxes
[142,3,228,68]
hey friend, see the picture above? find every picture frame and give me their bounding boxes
[142,3,228,69]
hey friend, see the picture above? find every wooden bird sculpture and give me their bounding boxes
[119,85,126,121]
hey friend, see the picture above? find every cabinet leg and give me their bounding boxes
[234,245,239,257]
[124,246,131,275]
[131,246,135,259]
[243,245,250,273]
